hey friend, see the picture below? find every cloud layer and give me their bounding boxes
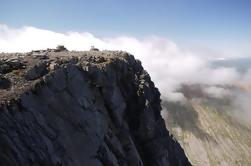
[0,24,250,122]
[0,24,251,123]
[0,24,244,95]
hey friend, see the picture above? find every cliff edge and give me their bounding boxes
[0,49,191,166]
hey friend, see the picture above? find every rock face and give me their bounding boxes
[0,50,191,166]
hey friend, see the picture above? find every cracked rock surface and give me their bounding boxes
[0,49,191,166]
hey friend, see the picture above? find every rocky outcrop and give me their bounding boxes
[0,50,191,166]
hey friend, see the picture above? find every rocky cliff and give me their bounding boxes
[0,49,191,166]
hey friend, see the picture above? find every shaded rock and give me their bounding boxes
[0,50,191,166]
[0,59,25,74]
[0,76,11,89]
[25,61,49,80]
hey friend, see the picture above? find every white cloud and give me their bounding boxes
[0,24,247,98]
[203,86,232,99]
[242,68,251,82]
[1,24,251,122]
[231,90,251,125]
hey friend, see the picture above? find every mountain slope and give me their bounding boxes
[162,85,251,166]
[0,49,191,166]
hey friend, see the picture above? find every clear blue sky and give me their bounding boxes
[0,0,251,46]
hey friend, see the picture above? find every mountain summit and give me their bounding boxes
[0,49,191,166]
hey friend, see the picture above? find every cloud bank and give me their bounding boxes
[0,24,250,121]
[0,24,251,123]
[0,24,243,92]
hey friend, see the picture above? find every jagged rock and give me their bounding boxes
[24,61,49,80]
[0,59,25,74]
[0,50,191,166]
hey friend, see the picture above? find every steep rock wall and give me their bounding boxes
[0,50,191,166]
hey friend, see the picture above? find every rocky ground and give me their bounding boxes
[0,48,191,166]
